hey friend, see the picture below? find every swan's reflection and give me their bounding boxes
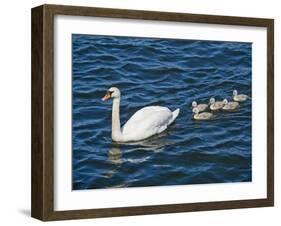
[105,129,174,186]
[107,129,172,165]
[108,144,123,165]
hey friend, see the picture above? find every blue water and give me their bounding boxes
[72,34,252,190]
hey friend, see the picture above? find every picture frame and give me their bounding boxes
[31,4,274,221]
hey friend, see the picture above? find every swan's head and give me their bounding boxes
[233,90,238,96]
[192,107,199,114]
[209,97,215,104]
[192,101,197,108]
[223,99,228,105]
[102,87,121,101]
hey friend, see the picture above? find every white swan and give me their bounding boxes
[102,87,180,142]
[233,90,250,102]
[192,107,213,120]
[192,101,208,112]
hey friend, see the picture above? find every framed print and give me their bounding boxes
[31,4,274,221]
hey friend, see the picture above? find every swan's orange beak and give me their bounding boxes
[102,93,111,101]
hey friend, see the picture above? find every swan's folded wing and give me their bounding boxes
[123,106,169,127]
[121,106,173,140]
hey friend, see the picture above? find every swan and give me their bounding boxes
[102,87,180,142]
[192,107,213,120]
[222,99,239,111]
[233,90,250,102]
[191,101,208,112]
[209,98,226,111]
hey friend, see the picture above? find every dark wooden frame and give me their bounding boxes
[31,4,274,221]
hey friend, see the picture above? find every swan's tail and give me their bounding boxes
[169,108,180,125]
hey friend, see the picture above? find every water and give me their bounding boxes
[72,34,252,190]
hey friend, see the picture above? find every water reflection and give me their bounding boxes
[107,129,173,165]
[108,144,123,165]
[105,131,173,186]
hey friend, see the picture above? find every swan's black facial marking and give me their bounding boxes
[107,90,114,97]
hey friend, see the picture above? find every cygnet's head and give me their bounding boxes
[192,101,197,108]
[102,87,121,101]
[192,107,199,114]
[223,99,228,104]
[233,90,238,96]
[209,97,215,104]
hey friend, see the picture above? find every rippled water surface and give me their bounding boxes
[72,34,252,190]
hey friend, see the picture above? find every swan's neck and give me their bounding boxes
[112,97,122,141]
